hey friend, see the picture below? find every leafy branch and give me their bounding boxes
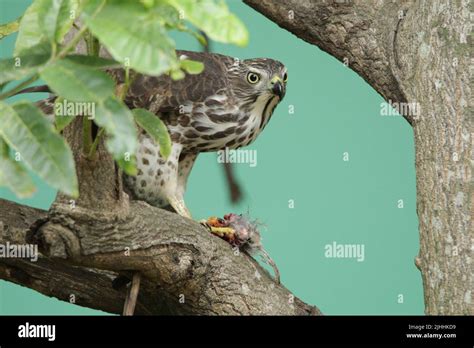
[0,0,248,198]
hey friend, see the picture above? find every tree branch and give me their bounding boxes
[0,197,319,315]
[244,0,472,314]
[245,0,413,125]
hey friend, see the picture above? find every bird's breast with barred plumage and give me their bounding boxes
[163,91,281,153]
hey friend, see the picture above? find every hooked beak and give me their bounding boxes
[270,76,285,99]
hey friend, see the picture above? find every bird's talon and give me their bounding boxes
[199,219,211,229]
[209,226,235,238]
[201,217,236,240]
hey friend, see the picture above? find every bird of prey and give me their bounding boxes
[115,50,287,218]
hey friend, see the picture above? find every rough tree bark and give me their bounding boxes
[243,0,472,314]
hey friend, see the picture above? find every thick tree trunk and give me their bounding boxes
[244,0,472,314]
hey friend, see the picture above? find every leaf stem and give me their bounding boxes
[82,117,93,155]
[0,75,39,100]
[0,15,21,41]
[88,128,104,158]
[57,24,88,59]
[85,31,100,57]
[57,0,105,59]
[119,68,134,100]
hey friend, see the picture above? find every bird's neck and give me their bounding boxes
[246,94,280,137]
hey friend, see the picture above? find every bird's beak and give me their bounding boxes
[270,76,285,99]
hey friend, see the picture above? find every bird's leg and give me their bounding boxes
[167,195,192,219]
[167,152,197,219]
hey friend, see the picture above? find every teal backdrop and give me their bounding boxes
[0,0,423,315]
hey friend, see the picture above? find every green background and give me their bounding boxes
[0,0,423,315]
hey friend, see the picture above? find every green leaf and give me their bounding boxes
[64,55,120,69]
[150,2,180,27]
[15,0,79,55]
[40,58,115,102]
[0,53,50,85]
[94,97,137,175]
[140,0,156,9]
[82,0,180,76]
[0,101,78,197]
[180,59,204,74]
[170,68,185,80]
[54,97,76,131]
[0,138,36,198]
[165,0,248,47]
[0,16,21,41]
[18,41,53,57]
[14,0,45,55]
[116,154,137,177]
[133,108,172,159]
[39,0,79,43]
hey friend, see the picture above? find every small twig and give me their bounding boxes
[0,15,22,41]
[122,273,141,316]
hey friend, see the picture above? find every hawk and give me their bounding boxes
[117,50,287,219]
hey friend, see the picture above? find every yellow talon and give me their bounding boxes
[209,226,235,238]
[199,218,236,240]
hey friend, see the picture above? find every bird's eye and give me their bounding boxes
[247,72,260,84]
[283,72,288,82]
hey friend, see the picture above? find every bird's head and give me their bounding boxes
[228,57,287,103]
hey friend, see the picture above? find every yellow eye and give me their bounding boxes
[283,72,288,82]
[247,72,260,84]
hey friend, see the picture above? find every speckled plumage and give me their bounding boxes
[115,50,287,216]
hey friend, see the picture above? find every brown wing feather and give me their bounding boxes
[109,50,233,115]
